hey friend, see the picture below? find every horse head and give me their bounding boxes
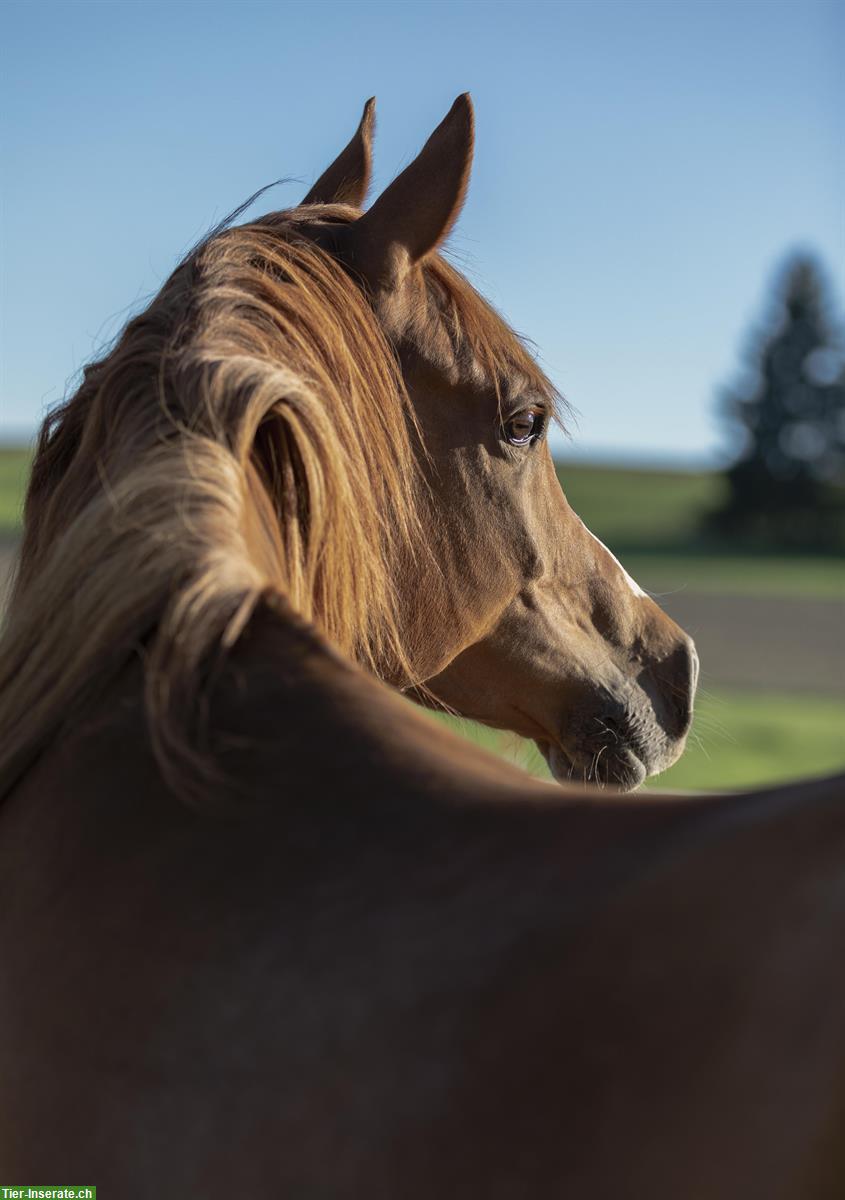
[301,96,698,790]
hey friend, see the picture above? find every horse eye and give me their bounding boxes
[504,411,540,446]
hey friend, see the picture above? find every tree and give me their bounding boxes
[710,254,845,551]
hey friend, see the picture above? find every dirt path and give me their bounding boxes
[0,539,842,697]
[657,592,844,697]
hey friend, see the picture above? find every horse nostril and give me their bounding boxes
[637,636,698,743]
[672,636,698,738]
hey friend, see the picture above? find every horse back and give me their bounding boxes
[2,609,844,1198]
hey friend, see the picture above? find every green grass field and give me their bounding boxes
[431,689,845,792]
[2,443,842,790]
[607,552,845,599]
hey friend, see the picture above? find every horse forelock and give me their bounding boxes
[0,208,424,804]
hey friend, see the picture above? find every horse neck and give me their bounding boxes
[0,425,263,801]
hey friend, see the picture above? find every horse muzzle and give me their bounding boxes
[537,635,699,792]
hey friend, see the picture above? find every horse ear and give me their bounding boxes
[302,98,375,208]
[344,94,474,288]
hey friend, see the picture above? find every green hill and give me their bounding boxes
[557,461,844,599]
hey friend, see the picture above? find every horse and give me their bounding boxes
[0,96,842,1198]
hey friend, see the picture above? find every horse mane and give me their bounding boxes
[0,201,558,804]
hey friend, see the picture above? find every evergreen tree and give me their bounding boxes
[711,254,845,550]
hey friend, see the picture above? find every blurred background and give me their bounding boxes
[1,0,843,790]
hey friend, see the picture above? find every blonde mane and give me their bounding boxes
[0,203,557,803]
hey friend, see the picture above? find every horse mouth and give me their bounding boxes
[535,739,647,793]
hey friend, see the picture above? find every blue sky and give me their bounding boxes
[1,0,842,464]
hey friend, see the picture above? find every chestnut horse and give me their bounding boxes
[1,98,843,1197]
